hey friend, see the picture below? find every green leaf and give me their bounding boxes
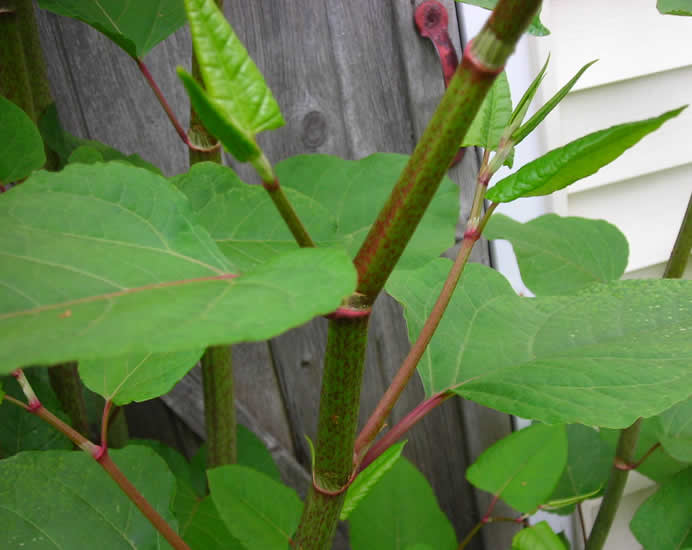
[484,214,629,295]
[630,467,692,550]
[0,446,178,549]
[658,0,692,15]
[486,107,686,203]
[510,56,550,130]
[173,156,459,273]
[0,369,72,455]
[349,459,457,550]
[0,162,357,373]
[467,424,567,513]
[180,0,284,160]
[236,425,281,482]
[180,496,243,550]
[208,465,302,550]
[68,144,162,174]
[461,71,512,150]
[0,96,45,183]
[512,522,568,550]
[454,1,550,36]
[544,425,613,514]
[177,69,260,161]
[341,441,406,520]
[386,260,692,427]
[79,349,204,405]
[37,0,186,58]
[512,60,597,145]
[655,396,692,462]
[601,420,689,482]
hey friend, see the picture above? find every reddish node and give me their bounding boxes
[27,400,42,412]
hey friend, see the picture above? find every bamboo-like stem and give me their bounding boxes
[352,0,541,302]
[359,391,452,471]
[584,419,642,550]
[188,13,238,468]
[201,345,237,466]
[663,192,692,278]
[4,388,190,550]
[457,520,484,550]
[291,316,370,549]
[252,153,316,248]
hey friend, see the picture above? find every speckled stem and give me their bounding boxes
[353,0,540,302]
[292,316,370,549]
[663,192,692,279]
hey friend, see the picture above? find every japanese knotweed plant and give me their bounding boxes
[0,1,691,550]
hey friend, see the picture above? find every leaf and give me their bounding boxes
[0,96,45,183]
[37,0,186,58]
[655,396,692,462]
[68,144,162,174]
[512,60,597,145]
[454,1,550,36]
[467,424,567,513]
[341,441,406,520]
[79,349,204,405]
[179,0,284,160]
[0,369,72,455]
[486,107,686,203]
[600,420,688,483]
[657,0,692,15]
[173,156,459,273]
[484,214,629,295]
[0,446,178,549]
[544,425,613,514]
[385,259,692,427]
[630,467,692,550]
[181,496,244,550]
[461,71,512,150]
[510,56,550,130]
[0,162,357,373]
[512,522,568,550]
[208,465,302,550]
[349,459,457,550]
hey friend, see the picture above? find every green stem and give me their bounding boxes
[352,0,541,302]
[48,363,90,436]
[292,316,370,549]
[584,419,642,550]
[663,192,692,279]
[201,345,237,466]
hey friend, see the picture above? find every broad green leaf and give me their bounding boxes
[462,71,512,150]
[630,467,692,550]
[349,459,457,550]
[510,56,550,130]
[512,522,568,550]
[484,214,628,295]
[386,259,692,427]
[79,349,204,405]
[0,446,177,549]
[68,144,162,174]
[180,496,243,550]
[208,465,302,550]
[467,424,567,513]
[486,107,685,202]
[37,0,186,58]
[405,546,434,550]
[173,156,459,273]
[544,425,612,514]
[180,0,284,161]
[0,369,72,455]
[0,162,356,373]
[658,0,692,15]
[512,60,597,145]
[655,396,692,462]
[454,1,550,36]
[601,420,688,483]
[341,441,406,520]
[0,96,45,183]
